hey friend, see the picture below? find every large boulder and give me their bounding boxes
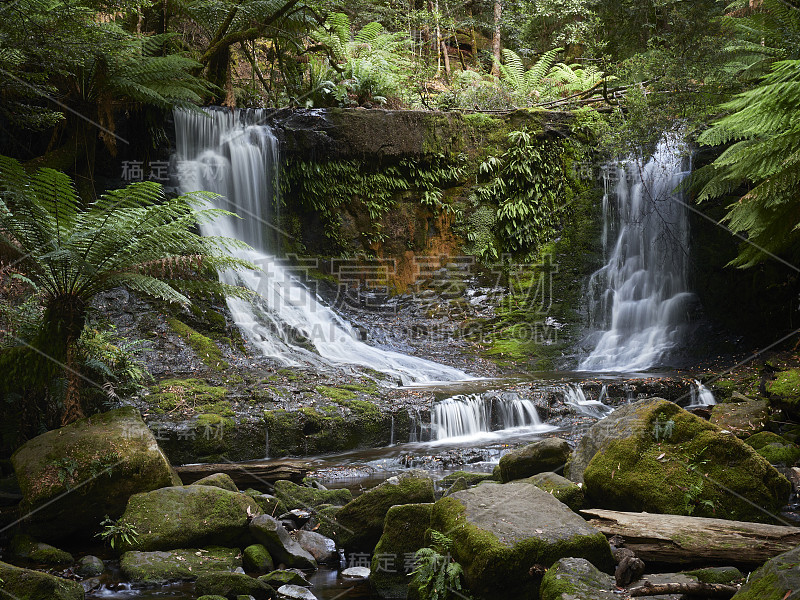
[539,557,617,600]
[521,472,584,512]
[118,485,261,551]
[569,398,791,522]
[120,547,241,583]
[195,572,275,600]
[243,544,274,574]
[498,438,571,482]
[336,471,435,552]
[273,480,352,510]
[11,407,180,541]
[370,503,432,599]
[0,560,84,600]
[745,432,800,467]
[730,543,800,600]
[193,473,239,493]
[710,401,769,437]
[249,515,317,570]
[9,534,73,565]
[429,482,614,600]
[293,530,337,563]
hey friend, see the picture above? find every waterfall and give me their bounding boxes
[580,133,694,372]
[431,393,552,441]
[563,384,614,418]
[173,108,470,384]
[689,380,716,407]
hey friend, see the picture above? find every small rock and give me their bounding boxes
[277,584,318,600]
[77,555,105,577]
[195,572,275,600]
[293,530,337,563]
[243,544,274,574]
[498,438,571,482]
[259,569,312,587]
[341,566,370,579]
[249,514,318,570]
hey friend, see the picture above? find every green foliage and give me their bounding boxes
[411,531,470,600]
[498,47,562,104]
[96,515,139,550]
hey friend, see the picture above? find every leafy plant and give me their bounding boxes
[96,515,139,550]
[411,531,470,600]
[498,47,562,104]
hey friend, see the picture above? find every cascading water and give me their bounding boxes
[689,380,716,407]
[173,108,470,384]
[430,393,554,441]
[580,133,695,372]
[563,384,614,418]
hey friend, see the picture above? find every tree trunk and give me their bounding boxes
[629,581,739,598]
[581,509,800,567]
[491,0,502,76]
[61,341,85,426]
[441,40,451,78]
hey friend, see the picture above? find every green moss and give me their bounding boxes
[745,431,789,450]
[195,401,234,417]
[0,561,85,599]
[341,382,380,396]
[768,369,800,402]
[316,385,357,401]
[439,471,495,487]
[682,566,743,584]
[196,413,235,430]
[166,318,228,371]
[756,442,800,466]
[273,479,352,510]
[149,378,227,411]
[242,544,274,574]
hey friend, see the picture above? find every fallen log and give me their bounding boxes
[629,581,738,598]
[175,459,309,487]
[581,508,800,566]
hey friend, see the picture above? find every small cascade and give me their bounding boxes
[563,384,614,418]
[173,107,471,384]
[689,380,716,407]
[389,414,395,446]
[580,132,695,372]
[431,393,550,441]
[408,408,420,442]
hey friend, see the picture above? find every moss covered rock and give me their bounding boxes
[195,572,275,600]
[10,407,181,541]
[682,566,743,584]
[249,515,317,570]
[370,503,432,599]
[429,482,614,600]
[273,480,352,510]
[336,471,435,552]
[258,569,311,587]
[118,485,261,551]
[539,557,617,600]
[243,544,274,574]
[438,471,495,488]
[498,438,571,483]
[710,401,769,438]
[521,472,584,512]
[194,473,239,493]
[730,543,800,600]
[745,432,800,467]
[576,398,791,522]
[309,504,342,541]
[245,491,287,517]
[0,560,84,600]
[9,534,73,565]
[77,555,105,577]
[767,369,800,418]
[120,547,241,583]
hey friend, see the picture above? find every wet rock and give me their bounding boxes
[710,401,770,437]
[118,485,262,551]
[194,473,239,493]
[195,572,275,600]
[575,398,791,522]
[430,482,613,600]
[259,569,311,587]
[438,471,494,488]
[539,557,617,600]
[443,477,467,496]
[730,543,800,600]
[370,503,432,599]
[342,566,371,579]
[121,547,241,583]
[0,560,84,600]
[77,555,105,577]
[11,407,181,541]
[243,544,274,574]
[336,471,435,552]
[245,492,287,517]
[273,480,352,510]
[293,530,337,563]
[249,515,318,570]
[520,472,584,512]
[307,504,342,540]
[197,596,228,600]
[9,534,73,565]
[682,566,743,584]
[277,584,318,600]
[497,438,571,482]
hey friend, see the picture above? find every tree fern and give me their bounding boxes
[0,156,254,423]
[498,48,562,104]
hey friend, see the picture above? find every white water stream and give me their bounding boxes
[580,133,695,371]
[173,108,470,384]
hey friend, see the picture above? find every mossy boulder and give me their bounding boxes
[336,471,435,552]
[9,534,73,565]
[370,503,432,599]
[575,398,791,522]
[273,480,352,510]
[197,596,228,600]
[730,543,800,600]
[309,504,342,541]
[443,477,468,496]
[429,482,614,600]
[438,471,495,488]
[0,560,84,600]
[539,557,617,600]
[258,569,311,587]
[498,438,571,483]
[682,566,743,584]
[521,472,584,512]
[243,544,274,574]
[118,485,262,551]
[195,572,275,600]
[249,515,317,570]
[246,492,287,517]
[10,407,181,541]
[745,432,800,467]
[194,473,239,493]
[77,555,105,577]
[120,547,241,583]
[710,401,769,437]
[767,369,800,418]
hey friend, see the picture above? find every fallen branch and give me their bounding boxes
[629,580,739,598]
